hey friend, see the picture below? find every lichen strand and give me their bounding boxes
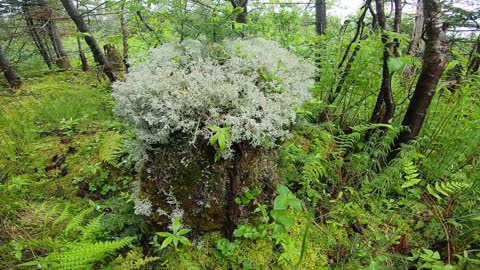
[139,138,278,232]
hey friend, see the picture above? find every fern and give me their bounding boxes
[111,250,159,270]
[65,208,93,236]
[426,181,472,201]
[81,214,104,241]
[54,204,72,226]
[98,132,127,167]
[302,156,327,184]
[401,161,422,189]
[43,237,134,270]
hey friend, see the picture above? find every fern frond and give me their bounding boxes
[427,180,472,201]
[302,155,327,184]
[46,237,135,270]
[81,214,104,241]
[98,132,127,167]
[65,208,93,236]
[54,204,72,226]
[401,161,422,189]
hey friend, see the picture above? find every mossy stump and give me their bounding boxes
[139,139,278,232]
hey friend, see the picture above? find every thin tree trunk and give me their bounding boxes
[467,36,480,75]
[230,0,248,37]
[77,35,89,71]
[0,46,22,90]
[38,0,71,69]
[314,0,327,82]
[389,0,448,160]
[224,144,241,241]
[60,0,116,82]
[75,0,88,71]
[408,0,425,56]
[230,0,248,24]
[369,0,395,131]
[393,0,402,33]
[120,2,130,72]
[23,2,53,69]
[327,0,371,104]
[315,0,327,35]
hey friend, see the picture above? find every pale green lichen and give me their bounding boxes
[112,38,315,162]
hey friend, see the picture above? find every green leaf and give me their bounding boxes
[172,217,181,233]
[178,229,191,236]
[161,237,173,249]
[156,232,172,237]
[178,236,192,246]
[277,184,290,196]
[270,209,295,227]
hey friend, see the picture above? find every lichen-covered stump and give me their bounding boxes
[138,139,278,232]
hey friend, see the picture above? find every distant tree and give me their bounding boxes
[315,0,327,36]
[36,0,71,69]
[0,45,22,90]
[60,0,116,82]
[22,0,54,69]
[230,0,247,24]
[408,0,424,56]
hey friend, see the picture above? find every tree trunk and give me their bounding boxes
[77,35,89,71]
[60,0,116,82]
[230,0,248,24]
[393,0,402,33]
[38,0,71,69]
[23,2,53,69]
[467,36,480,75]
[314,0,327,82]
[367,0,395,125]
[389,0,448,160]
[121,2,130,72]
[315,0,327,36]
[0,46,22,90]
[75,0,88,71]
[408,0,425,56]
[368,0,395,131]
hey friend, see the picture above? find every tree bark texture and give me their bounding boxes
[408,0,425,56]
[60,0,116,82]
[121,2,130,72]
[0,46,22,89]
[389,0,448,159]
[315,0,327,35]
[393,0,402,33]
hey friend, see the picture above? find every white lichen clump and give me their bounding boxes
[133,198,153,216]
[112,38,315,154]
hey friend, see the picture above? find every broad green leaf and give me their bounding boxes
[270,209,295,227]
[161,237,173,249]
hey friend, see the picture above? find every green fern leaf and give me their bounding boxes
[65,208,93,236]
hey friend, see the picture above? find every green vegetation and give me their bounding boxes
[1,0,479,269]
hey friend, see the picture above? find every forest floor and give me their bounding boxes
[0,71,478,269]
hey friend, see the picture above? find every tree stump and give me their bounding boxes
[137,138,278,232]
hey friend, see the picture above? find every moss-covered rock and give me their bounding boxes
[138,138,278,232]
